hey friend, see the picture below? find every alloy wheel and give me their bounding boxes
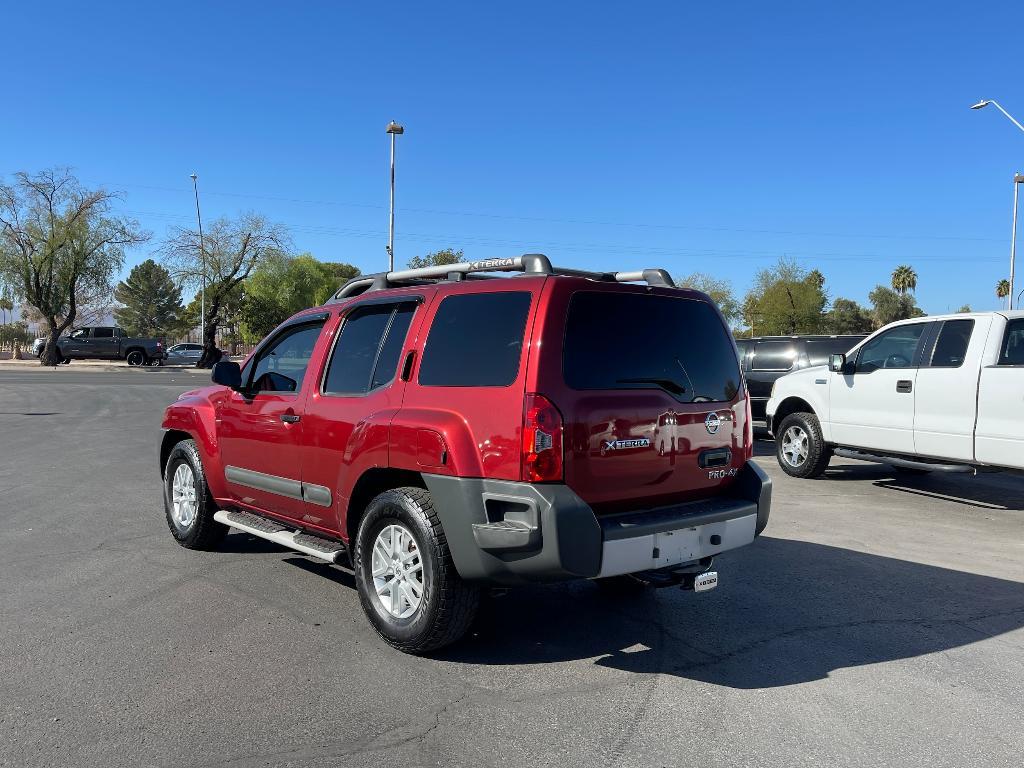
[171,463,198,528]
[781,425,810,468]
[371,523,424,619]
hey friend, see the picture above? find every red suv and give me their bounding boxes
[159,254,771,653]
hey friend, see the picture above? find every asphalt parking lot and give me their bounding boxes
[1,369,1022,768]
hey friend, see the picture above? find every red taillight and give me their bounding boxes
[522,393,563,482]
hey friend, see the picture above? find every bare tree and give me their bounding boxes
[160,213,289,367]
[0,169,148,365]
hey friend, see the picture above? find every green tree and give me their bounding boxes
[238,253,360,344]
[160,213,289,367]
[741,258,829,335]
[957,304,972,313]
[996,279,1011,309]
[868,285,925,327]
[891,264,918,295]
[0,296,12,324]
[113,259,182,336]
[677,272,739,325]
[407,248,464,269]
[0,169,148,365]
[825,297,874,334]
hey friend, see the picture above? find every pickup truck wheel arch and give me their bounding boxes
[772,397,815,434]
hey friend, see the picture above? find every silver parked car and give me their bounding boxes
[164,343,205,364]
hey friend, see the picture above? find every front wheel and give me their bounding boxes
[776,412,831,478]
[354,487,480,654]
[163,439,225,550]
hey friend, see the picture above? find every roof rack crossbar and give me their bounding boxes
[330,253,674,300]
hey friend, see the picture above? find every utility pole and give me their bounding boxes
[385,121,404,272]
[190,173,206,343]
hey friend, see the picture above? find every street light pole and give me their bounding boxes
[1011,173,1024,310]
[385,121,404,272]
[970,99,1024,134]
[190,173,206,344]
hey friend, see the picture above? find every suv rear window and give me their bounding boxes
[751,341,796,371]
[419,292,532,387]
[563,292,741,403]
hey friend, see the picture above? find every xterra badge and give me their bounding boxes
[705,412,722,434]
[601,438,651,452]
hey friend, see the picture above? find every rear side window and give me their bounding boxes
[998,319,1024,365]
[419,292,532,387]
[93,327,114,338]
[751,341,796,371]
[929,320,974,368]
[805,338,859,367]
[323,303,416,395]
[563,292,741,403]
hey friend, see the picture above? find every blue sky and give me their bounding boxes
[4,1,1023,315]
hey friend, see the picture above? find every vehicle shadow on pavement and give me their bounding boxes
[436,536,1024,688]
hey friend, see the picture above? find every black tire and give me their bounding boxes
[354,487,480,654]
[163,439,225,550]
[126,349,146,367]
[775,411,832,479]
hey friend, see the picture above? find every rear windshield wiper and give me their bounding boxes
[616,377,687,395]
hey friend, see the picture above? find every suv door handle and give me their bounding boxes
[896,380,913,393]
[280,413,301,423]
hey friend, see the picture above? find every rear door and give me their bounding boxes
[828,322,929,454]
[976,317,1024,469]
[536,284,747,513]
[913,317,988,461]
[91,327,118,358]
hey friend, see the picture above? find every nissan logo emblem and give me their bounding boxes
[705,412,722,434]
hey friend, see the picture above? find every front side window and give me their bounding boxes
[929,320,974,368]
[751,341,796,371]
[323,303,416,395]
[249,321,326,393]
[857,323,926,372]
[563,292,741,403]
[998,319,1024,366]
[69,328,89,339]
[419,292,532,387]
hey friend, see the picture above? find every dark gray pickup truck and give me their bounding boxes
[54,326,166,366]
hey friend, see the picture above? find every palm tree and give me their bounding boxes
[891,265,918,295]
[996,278,1011,309]
[0,297,13,325]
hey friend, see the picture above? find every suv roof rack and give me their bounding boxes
[329,253,674,301]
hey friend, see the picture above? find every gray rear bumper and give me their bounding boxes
[423,461,772,585]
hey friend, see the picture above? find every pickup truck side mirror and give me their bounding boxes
[211,360,243,390]
[829,353,846,373]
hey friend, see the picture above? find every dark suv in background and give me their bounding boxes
[736,335,866,421]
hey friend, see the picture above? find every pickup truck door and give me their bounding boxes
[975,317,1024,469]
[63,328,92,357]
[216,316,330,522]
[828,321,929,454]
[913,317,989,462]
[90,327,118,358]
[298,295,427,534]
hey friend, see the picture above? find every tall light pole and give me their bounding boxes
[190,173,206,343]
[385,121,404,272]
[971,100,1024,310]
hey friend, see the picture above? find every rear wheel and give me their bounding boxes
[163,439,225,550]
[354,487,480,654]
[126,350,146,367]
[776,412,831,478]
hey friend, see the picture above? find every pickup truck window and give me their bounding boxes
[929,319,973,368]
[93,327,115,338]
[857,323,926,372]
[69,328,90,339]
[998,319,1024,366]
[249,321,326,394]
[323,303,415,395]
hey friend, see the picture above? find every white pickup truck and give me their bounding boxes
[765,311,1024,477]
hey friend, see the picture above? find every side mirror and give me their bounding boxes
[211,360,243,390]
[829,353,846,373]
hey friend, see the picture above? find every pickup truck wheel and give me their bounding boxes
[776,412,831,479]
[126,350,146,367]
[354,487,480,654]
[163,439,225,550]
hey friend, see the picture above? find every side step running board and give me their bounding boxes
[214,509,347,563]
[833,448,976,474]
